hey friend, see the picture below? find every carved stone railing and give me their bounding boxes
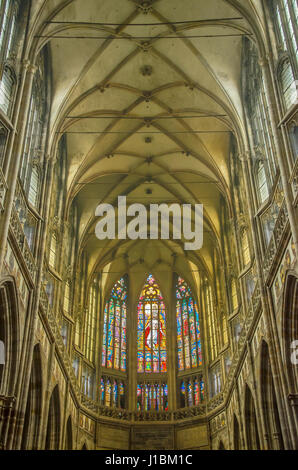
[173,404,205,420]
[263,236,277,279]
[222,281,261,400]
[273,199,288,247]
[39,287,80,396]
[207,392,224,412]
[134,410,172,421]
[0,167,7,211]
[263,199,289,280]
[10,207,37,282]
[98,405,131,421]
[290,158,298,202]
[81,395,99,413]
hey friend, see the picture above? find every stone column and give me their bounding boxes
[259,56,298,250]
[0,395,15,449]
[0,62,37,272]
[167,270,176,412]
[239,150,294,449]
[8,156,56,449]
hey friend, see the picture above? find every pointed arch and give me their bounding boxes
[175,275,202,371]
[45,385,61,450]
[137,274,167,374]
[0,277,20,395]
[65,415,73,450]
[260,341,284,450]
[233,414,241,450]
[101,274,128,371]
[21,344,43,450]
[244,384,261,450]
[282,273,298,392]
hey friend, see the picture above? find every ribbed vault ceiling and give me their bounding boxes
[28,0,266,288]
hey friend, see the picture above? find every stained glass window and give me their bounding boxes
[176,276,202,371]
[100,378,105,404]
[206,282,218,362]
[99,377,125,409]
[85,281,97,363]
[113,380,118,407]
[101,276,128,372]
[137,382,168,411]
[105,379,111,407]
[137,274,167,374]
[49,232,57,269]
[180,376,204,408]
[242,230,251,266]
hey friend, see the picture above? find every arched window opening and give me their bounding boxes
[176,276,202,371]
[180,376,204,408]
[137,274,166,374]
[0,124,8,168]
[222,313,228,346]
[74,318,81,349]
[0,1,19,116]
[63,281,71,314]
[100,376,125,409]
[28,165,40,208]
[231,278,238,311]
[60,319,69,348]
[85,280,98,363]
[242,229,251,267]
[137,382,168,412]
[205,282,218,362]
[280,59,297,110]
[257,162,270,204]
[101,276,128,372]
[49,232,57,270]
[72,354,79,378]
[0,66,15,115]
[81,364,94,399]
[243,39,277,179]
[0,1,19,60]
[273,0,298,59]
[209,363,222,398]
[20,50,47,209]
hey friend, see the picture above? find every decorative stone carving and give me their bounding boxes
[140,65,153,76]
[137,1,153,15]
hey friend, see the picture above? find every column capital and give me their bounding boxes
[21,60,37,75]
[238,151,251,163]
[258,56,269,68]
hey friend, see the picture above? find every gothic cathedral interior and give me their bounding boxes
[0,0,297,451]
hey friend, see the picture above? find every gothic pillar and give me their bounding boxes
[0,62,37,272]
[259,56,298,250]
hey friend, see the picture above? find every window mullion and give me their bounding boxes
[280,0,298,73]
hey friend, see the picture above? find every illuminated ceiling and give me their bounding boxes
[28,0,267,291]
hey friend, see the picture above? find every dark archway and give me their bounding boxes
[233,414,241,450]
[244,384,261,449]
[81,443,87,450]
[0,279,20,449]
[218,440,225,450]
[21,344,43,449]
[260,341,284,450]
[282,273,298,392]
[0,279,19,395]
[45,385,61,450]
[65,415,73,450]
